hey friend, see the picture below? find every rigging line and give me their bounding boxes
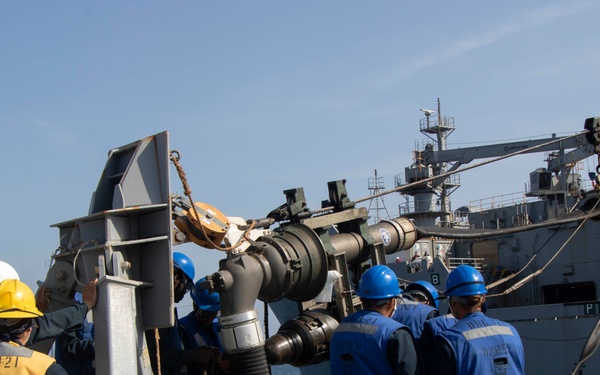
[533,225,562,256]
[487,198,600,298]
[313,131,588,215]
[489,222,563,288]
[487,225,561,287]
[486,227,562,290]
[170,151,254,251]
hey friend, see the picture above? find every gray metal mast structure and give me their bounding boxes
[395,98,460,227]
[367,169,390,224]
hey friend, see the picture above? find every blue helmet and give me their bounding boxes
[191,277,220,312]
[445,265,487,297]
[357,265,401,299]
[173,252,195,284]
[406,280,440,308]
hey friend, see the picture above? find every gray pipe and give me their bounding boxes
[213,218,418,372]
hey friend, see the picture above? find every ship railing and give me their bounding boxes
[448,257,486,270]
[398,201,410,216]
[394,171,459,190]
[419,116,455,132]
[468,191,536,212]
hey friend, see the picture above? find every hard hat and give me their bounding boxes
[445,265,487,297]
[357,265,401,299]
[173,252,195,283]
[406,280,440,308]
[0,261,20,283]
[191,277,220,312]
[0,279,43,319]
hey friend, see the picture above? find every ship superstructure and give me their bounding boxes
[387,104,600,374]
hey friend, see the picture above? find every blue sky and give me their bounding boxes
[2,1,599,315]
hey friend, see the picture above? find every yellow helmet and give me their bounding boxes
[0,279,43,319]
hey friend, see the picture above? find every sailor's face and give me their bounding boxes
[197,309,219,327]
[173,269,189,303]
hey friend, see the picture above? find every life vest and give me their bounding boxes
[423,313,457,337]
[439,312,525,374]
[330,309,408,374]
[391,298,438,338]
[0,341,56,374]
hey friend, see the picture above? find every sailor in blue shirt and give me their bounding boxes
[391,293,438,339]
[431,265,525,374]
[179,277,229,374]
[330,265,420,375]
[145,252,215,375]
[419,313,458,375]
[392,281,440,339]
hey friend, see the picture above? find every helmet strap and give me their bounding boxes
[174,281,187,303]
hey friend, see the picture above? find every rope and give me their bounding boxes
[312,131,589,215]
[486,227,561,290]
[154,328,161,375]
[169,151,256,251]
[487,198,600,298]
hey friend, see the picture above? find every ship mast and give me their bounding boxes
[395,98,460,227]
[367,169,390,224]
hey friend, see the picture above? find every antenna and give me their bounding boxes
[367,169,391,224]
[420,108,435,116]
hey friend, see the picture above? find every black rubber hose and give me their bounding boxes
[229,346,270,375]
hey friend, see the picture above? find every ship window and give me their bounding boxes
[541,282,596,304]
[539,172,552,190]
[547,193,565,205]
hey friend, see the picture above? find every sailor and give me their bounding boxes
[145,252,215,375]
[391,285,439,339]
[422,252,433,270]
[418,313,458,375]
[431,265,525,374]
[0,261,19,281]
[405,280,440,308]
[0,279,68,374]
[54,292,95,375]
[0,260,98,347]
[179,277,230,374]
[410,252,422,272]
[330,265,420,375]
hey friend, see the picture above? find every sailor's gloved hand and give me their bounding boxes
[216,352,230,373]
[201,346,230,373]
[191,347,215,370]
